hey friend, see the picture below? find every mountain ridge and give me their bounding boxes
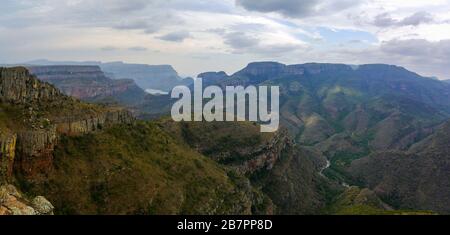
[10,60,194,92]
[27,65,147,105]
[2,63,449,215]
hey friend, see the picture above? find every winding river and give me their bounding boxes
[319,159,350,188]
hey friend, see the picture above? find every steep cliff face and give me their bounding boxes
[0,67,135,181]
[232,130,292,175]
[20,122,272,215]
[27,65,147,105]
[0,131,17,183]
[55,109,134,135]
[160,121,292,175]
[0,67,64,104]
[14,128,58,179]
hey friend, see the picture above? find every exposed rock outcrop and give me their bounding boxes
[27,65,147,104]
[0,131,17,183]
[55,109,134,135]
[0,184,53,215]
[168,121,293,176]
[231,130,293,175]
[0,67,135,180]
[14,128,58,179]
[0,67,64,104]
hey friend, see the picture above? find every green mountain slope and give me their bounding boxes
[20,122,270,215]
[199,62,450,185]
[349,121,450,214]
[3,65,448,215]
[160,120,343,214]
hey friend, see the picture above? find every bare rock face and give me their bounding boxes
[0,67,135,180]
[28,65,146,102]
[55,109,134,135]
[0,67,63,104]
[233,130,293,175]
[0,184,53,215]
[12,108,134,180]
[0,131,17,183]
[14,128,58,179]
[31,196,54,215]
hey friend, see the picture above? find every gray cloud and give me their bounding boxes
[224,32,260,49]
[236,0,318,18]
[1,0,450,79]
[100,46,119,52]
[379,39,450,79]
[380,39,450,60]
[128,46,148,52]
[236,0,361,18]
[373,13,398,27]
[113,20,152,30]
[104,0,151,13]
[223,31,306,56]
[373,11,435,27]
[157,31,191,42]
[325,39,450,79]
[0,0,184,35]
[399,11,434,26]
[113,19,162,34]
[205,28,227,35]
[112,12,183,34]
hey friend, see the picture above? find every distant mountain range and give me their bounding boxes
[17,59,194,92]
[197,61,450,213]
[26,65,147,106]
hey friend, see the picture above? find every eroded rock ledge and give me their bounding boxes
[0,67,135,182]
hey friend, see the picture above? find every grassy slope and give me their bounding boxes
[325,187,436,215]
[18,121,262,215]
[160,120,340,215]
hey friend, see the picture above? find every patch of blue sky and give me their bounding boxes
[317,27,378,45]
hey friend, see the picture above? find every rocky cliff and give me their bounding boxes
[234,130,292,175]
[0,131,16,184]
[0,67,64,104]
[216,129,293,175]
[27,65,147,105]
[161,121,293,175]
[0,67,134,181]
[0,184,53,215]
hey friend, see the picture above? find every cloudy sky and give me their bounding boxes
[1,0,450,79]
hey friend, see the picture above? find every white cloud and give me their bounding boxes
[0,0,450,78]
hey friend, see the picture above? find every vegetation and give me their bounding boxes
[325,187,436,215]
[18,122,268,215]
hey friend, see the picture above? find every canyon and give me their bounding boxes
[2,62,450,215]
[0,67,134,182]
